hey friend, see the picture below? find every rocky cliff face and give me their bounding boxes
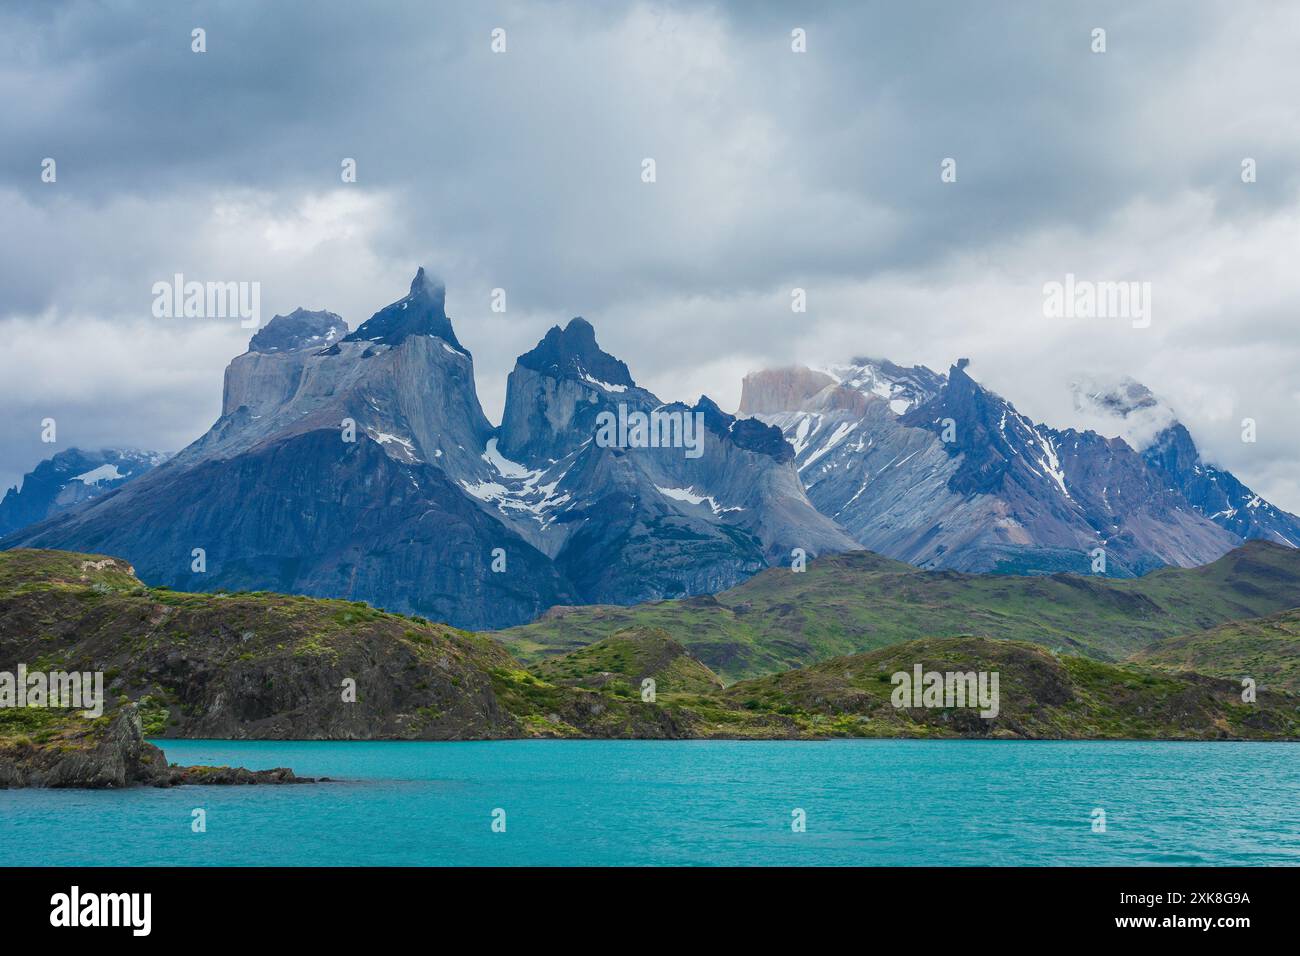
[0,706,173,789]
[191,269,493,483]
[0,704,316,788]
[221,308,347,418]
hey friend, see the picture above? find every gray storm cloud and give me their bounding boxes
[2,0,1299,511]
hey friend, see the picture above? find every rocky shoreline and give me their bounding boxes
[0,704,317,789]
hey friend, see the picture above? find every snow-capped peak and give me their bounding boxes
[816,358,946,415]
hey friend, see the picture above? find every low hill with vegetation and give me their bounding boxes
[495,541,1300,681]
[684,636,1299,739]
[529,626,725,695]
[2,548,1297,768]
[0,549,682,742]
[1132,607,1300,694]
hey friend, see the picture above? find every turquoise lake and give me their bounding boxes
[2,739,1297,866]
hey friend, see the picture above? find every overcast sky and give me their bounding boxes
[3,0,1300,511]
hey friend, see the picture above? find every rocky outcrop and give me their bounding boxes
[0,706,168,789]
[170,765,314,785]
[0,705,315,789]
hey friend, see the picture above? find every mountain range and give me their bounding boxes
[0,448,166,539]
[1,270,849,628]
[740,359,1299,576]
[3,268,1297,628]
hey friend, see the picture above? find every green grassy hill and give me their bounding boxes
[529,626,725,696]
[494,541,1300,681]
[5,547,1299,746]
[0,548,681,740]
[674,636,1300,740]
[1132,607,1300,694]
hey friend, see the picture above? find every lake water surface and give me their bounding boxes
[2,739,1296,866]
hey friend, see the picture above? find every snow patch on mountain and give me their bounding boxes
[370,431,421,462]
[655,484,743,515]
[1034,433,1071,500]
[799,420,857,472]
[482,438,538,480]
[458,438,575,527]
[580,371,627,393]
[72,464,125,485]
[817,359,946,414]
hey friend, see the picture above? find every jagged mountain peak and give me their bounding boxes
[902,361,1034,498]
[498,318,645,463]
[409,266,438,295]
[516,317,635,389]
[820,357,947,415]
[248,308,348,354]
[642,395,794,463]
[343,268,462,350]
[936,357,993,413]
[695,395,794,462]
[1134,407,1300,548]
[1070,374,1176,451]
[1072,375,1160,417]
